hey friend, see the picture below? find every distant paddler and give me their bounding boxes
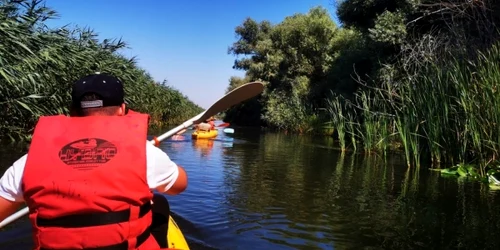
[194,116,216,131]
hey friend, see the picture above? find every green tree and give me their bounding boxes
[225,7,341,131]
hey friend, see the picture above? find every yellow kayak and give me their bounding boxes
[191,129,218,139]
[167,215,190,249]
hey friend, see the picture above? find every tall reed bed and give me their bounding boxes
[325,42,500,173]
[0,1,202,142]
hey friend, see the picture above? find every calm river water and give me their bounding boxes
[1,126,500,249]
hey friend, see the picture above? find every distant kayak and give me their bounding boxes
[223,128,234,134]
[192,129,218,139]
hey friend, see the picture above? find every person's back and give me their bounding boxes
[197,122,212,131]
[0,73,188,250]
[196,117,215,131]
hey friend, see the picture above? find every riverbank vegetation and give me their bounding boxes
[223,1,500,175]
[0,0,203,142]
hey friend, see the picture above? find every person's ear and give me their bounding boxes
[118,103,126,116]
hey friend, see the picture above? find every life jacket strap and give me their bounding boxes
[39,227,151,250]
[37,202,151,228]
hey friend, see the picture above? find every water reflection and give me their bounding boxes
[192,139,215,159]
[1,130,500,249]
[216,132,500,249]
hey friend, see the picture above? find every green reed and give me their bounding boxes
[324,42,500,175]
[0,0,202,142]
[325,95,348,152]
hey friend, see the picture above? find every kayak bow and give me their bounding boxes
[167,216,190,249]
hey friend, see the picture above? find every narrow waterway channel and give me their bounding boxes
[1,127,500,249]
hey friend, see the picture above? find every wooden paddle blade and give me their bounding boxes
[193,82,264,124]
[154,82,264,143]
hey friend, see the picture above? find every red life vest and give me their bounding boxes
[21,111,161,250]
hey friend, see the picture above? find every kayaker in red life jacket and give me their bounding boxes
[0,73,188,250]
[208,117,215,129]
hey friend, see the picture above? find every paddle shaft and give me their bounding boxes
[0,81,264,229]
[0,207,27,228]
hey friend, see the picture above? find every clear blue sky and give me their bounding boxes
[44,0,339,108]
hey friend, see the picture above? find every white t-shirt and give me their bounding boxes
[0,141,179,202]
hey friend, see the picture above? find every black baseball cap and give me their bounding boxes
[71,73,125,109]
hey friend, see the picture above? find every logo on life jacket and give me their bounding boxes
[58,138,117,170]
